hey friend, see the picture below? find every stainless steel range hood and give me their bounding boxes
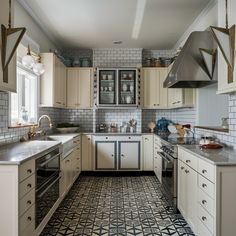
[164,31,217,88]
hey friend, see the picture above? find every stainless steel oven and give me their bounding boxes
[35,147,61,227]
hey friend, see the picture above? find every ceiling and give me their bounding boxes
[18,0,211,49]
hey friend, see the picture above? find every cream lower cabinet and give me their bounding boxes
[81,134,93,171]
[93,135,141,171]
[67,68,93,108]
[168,88,195,108]
[178,146,236,236]
[153,135,162,183]
[142,135,154,171]
[40,53,66,108]
[141,68,168,109]
[0,159,36,236]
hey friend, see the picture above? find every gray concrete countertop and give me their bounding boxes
[0,140,61,165]
[93,132,142,135]
[178,144,236,166]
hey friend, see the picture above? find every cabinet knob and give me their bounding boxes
[111,154,114,157]
[121,154,124,157]
[181,166,184,170]
[201,216,207,221]
[27,216,32,222]
[66,160,70,163]
[27,200,32,205]
[106,137,108,139]
[128,137,131,139]
[202,200,207,205]
[185,170,189,174]
[88,138,90,141]
[185,160,190,163]
[202,183,207,188]
[27,169,32,174]
[27,184,32,188]
[202,169,207,174]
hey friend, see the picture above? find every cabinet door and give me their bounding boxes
[142,69,160,108]
[142,135,153,170]
[178,160,187,216]
[95,141,116,170]
[81,135,92,171]
[118,141,140,170]
[67,69,79,107]
[78,68,92,108]
[159,69,168,108]
[54,56,62,106]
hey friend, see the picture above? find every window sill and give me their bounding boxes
[194,126,229,133]
[8,123,38,129]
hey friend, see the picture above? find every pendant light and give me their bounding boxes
[22,45,45,75]
[210,0,235,82]
[1,0,26,82]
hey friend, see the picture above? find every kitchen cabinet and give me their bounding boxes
[95,141,116,170]
[67,68,93,108]
[40,53,66,108]
[0,158,36,236]
[97,68,138,107]
[142,135,153,170]
[0,0,17,92]
[93,135,141,171]
[153,135,162,182]
[141,68,168,109]
[81,134,93,171]
[178,146,236,236]
[167,88,195,108]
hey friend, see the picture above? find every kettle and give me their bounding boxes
[156,117,170,133]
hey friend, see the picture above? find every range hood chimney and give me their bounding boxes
[164,31,217,88]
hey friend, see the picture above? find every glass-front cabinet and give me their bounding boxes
[97,68,138,107]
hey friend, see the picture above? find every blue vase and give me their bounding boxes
[156,117,169,133]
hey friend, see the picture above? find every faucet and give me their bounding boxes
[37,115,53,135]
[184,127,195,139]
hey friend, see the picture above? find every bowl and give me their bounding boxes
[57,127,79,133]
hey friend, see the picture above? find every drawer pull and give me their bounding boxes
[27,169,32,174]
[202,169,207,174]
[186,160,191,163]
[185,170,189,174]
[77,167,80,170]
[27,216,32,222]
[202,216,207,221]
[202,183,207,188]
[202,200,207,205]
[27,184,32,188]
[27,200,32,205]
[181,166,184,170]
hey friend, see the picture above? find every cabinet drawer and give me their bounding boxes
[154,135,161,146]
[19,159,35,182]
[198,158,215,183]
[154,154,162,168]
[20,220,35,236]
[198,188,215,217]
[198,174,215,199]
[19,174,35,199]
[178,148,197,170]
[20,204,35,232]
[197,219,213,236]
[20,189,35,216]
[198,205,214,234]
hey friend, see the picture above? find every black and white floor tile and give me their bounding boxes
[40,175,195,236]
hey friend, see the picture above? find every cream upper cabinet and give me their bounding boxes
[40,53,66,108]
[0,0,17,92]
[168,88,195,108]
[141,68,168,109]
[67,68,93,108]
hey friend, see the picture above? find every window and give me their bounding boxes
[10,66,38,126]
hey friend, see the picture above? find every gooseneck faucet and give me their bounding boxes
[37,115,53,135]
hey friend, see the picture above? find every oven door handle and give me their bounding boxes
[39,153,61,167]
[157,151,171,163]
[37,175,61,198]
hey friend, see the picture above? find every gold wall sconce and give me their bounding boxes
[22,45,45,75]
[1,0,26,82]
[199,48,217,79]
[210,0,235,83]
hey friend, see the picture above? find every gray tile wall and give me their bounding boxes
[96,109,142,133]
[142,108,196,132]
[93,48,142,67]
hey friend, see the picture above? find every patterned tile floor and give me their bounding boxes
[40,174,195,236]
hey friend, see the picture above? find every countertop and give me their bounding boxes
[179,144,236,166]
[0,140,61,165]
